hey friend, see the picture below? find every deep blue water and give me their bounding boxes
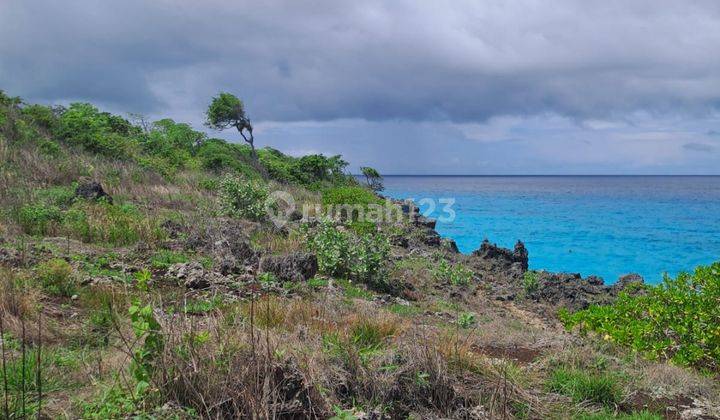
[382,176,720,284]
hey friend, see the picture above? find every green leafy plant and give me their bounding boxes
[36,258,76,297]
[128,299,163,397]
[457,312,476,329]
[134,268,152,292]
[219,176,269,221]
[434,260,473,287]
[523,270,539,294]
[310,221,392,291]
[560,262,720,370]
[17,203,63,236]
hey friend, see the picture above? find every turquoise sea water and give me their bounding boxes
[382,176,720,284]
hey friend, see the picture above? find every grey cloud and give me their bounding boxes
[2,0,720,122]
[683,142,715,152]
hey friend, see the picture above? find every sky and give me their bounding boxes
[1,0,720,174]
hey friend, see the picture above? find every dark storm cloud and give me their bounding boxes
[2,0,720,121]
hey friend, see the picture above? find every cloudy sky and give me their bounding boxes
[2,0,720,174]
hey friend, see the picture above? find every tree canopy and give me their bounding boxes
[205,92,256,157]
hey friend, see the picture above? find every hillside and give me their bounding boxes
[0,90,718,419]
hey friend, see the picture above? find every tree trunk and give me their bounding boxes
[237,125,257,159]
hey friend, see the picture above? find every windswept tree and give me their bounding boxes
[205,93,256,158]
[360,166,384,192]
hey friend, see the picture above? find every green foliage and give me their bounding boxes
[560,262,720,370]
[205,92,245,130]
[575,410,661,420]
[62,201,163,246]
[56,102,139,158]
[388,303,420,316]
[128,299,163,391]
[350,233,391,291]
[80,385,139,419]
[258,148,348,186]
[21,103,59,131]
[311,223,352,278]
[17,203,63,235]
[219,176,269,221]
[196,139,255,174]
[36,258,76,297]
[149,250,190,270]
[434,260,473,287]
[360,166,383,192]
[457,312,476,329]
[322,185,381,207]
[134,268,152,292]
[330,406,358,420]
[323,318,396,364]
[182,296,224,314]
[309,221,392,292]
[547,368,622,407]
[336,279,374,300]
[523,270,539,294]
[138,118,205,177]
[0,346,64,418]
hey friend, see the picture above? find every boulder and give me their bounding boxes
[75,181,113,204]
[472,239,528,271]
[528,272,613,311]
[414,215,437,229]
[611,273,645,296]
[259,252,318,282]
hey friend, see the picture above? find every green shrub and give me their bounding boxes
[322,185,381,207]
[56,103,139,158]
[434,260,473,287]
[219,176,269,221]
[350,233,391,291]
[81,385,139,419]
[560,262,720,370]
[547,368,622,406]
[35,184,77,207]
[21,103,59,131]
[458,312,476,329]
[310,221,392,291]
[523,270,539,294]
[17,203,63,235]
[36,258,76,297]
[310,222,352,278]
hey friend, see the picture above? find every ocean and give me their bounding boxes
[382,176,720,284]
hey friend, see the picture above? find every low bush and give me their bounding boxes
[219,176,269,221]
[36,258,76,297]
[17,203,63,236]
[322,185,381,207]
[523,270,539,294]
[434,260,473,287]
[560,262,720,370]
[310,221,392,291]
[55,102,139,159]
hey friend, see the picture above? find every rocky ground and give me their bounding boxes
[2,186,717,419]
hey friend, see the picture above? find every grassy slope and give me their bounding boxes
[0,92,718,419]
